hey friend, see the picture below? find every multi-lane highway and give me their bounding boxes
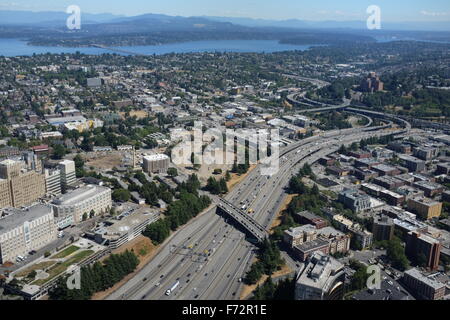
[107,110,409,301]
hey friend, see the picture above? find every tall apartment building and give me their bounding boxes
[23,151,42,173]
[0,159,22,179]
[0,159,46,208]
[405,231,441,271]
[0,204,57,263]
[143,154,170,174]
[360,72,384,93]
[58,160,76,189]
[407,198,442,220]
[295,252,345,300]
[402,268,445,300]
[44,168,61,196]
[372,215,395,241]
[52,185,112,224]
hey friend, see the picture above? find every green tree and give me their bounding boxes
[386,238,410,271]
[167,167,178,177]
[52,144,66,160]
[112,189,131,202]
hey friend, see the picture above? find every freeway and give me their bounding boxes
[106,109,409,300]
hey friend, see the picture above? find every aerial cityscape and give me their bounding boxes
[0,0,449,308]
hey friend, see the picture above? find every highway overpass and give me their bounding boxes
[216,198,268,242]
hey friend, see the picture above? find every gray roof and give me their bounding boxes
[52,185,110,206]
[352,279,412,300]
[0,204,53,233]
[404,268,446,290]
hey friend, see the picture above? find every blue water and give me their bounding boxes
[0,38,316,57]
[375,37,450,44]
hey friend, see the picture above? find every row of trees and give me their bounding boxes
[142,192,211,245]
[244,239,284,285]
[338,134,395,154]
[49,250,139,300]
[142,175,211,245]
[251,277,295,300]
[205,177,228,195]
[130,173,174,206]
[271,165,323,241]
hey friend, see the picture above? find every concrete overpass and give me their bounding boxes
[216,198,268,242]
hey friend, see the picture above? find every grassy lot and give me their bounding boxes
[16,261,56,278]
[32,250,94,286]
[321,190,338,200]
[51,245,80,259]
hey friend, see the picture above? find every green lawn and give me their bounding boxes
[33,250,94,286]
[16,261,56,278]
[51,245,80,259]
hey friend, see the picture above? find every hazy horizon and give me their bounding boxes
[0,0,449,23]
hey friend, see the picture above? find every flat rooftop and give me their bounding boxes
[52,185,109,206]
[285,225,316,238]
[404,268,446,290]
[96,208,159,239]
[296,238,329,252]
[0,204,53,233]
[143,154,169,161]
[372,163,399,172]
[297,252,344,290]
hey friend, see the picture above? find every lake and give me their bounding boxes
[0,39,317,57]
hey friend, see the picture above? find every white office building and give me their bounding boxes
[44,168,61,196]
[58,160,77,189]
[52,185,112,224]
[0,205,57,263]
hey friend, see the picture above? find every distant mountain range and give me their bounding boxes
[203,16,450,32]
[0,10,121,26]
[0,10,448,48]
[0,10,449,32]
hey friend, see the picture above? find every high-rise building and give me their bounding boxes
[360,72,384,93]
[0,204,57,263]
[58,160,77,189]
[372,215,395,241]
[24,151,42,173]
[143,154,170,174]
[405,231,441,271]
[44,168,61,196]
[0,159,22,179]
[295,252,345,300]
[0,159,46,208]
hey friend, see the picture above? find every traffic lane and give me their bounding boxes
[107,207,219,299]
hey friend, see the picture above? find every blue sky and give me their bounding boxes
[1,0,450,21]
